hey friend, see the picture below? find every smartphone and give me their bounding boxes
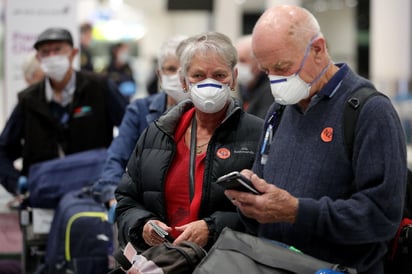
[215,171,261,195]
[148,221,175,242]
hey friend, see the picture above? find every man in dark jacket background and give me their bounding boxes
[0,27,127,197]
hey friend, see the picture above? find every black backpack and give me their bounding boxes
[344,88,412,274]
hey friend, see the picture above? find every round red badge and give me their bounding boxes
[216,148,231,159]
[320,127,333,142]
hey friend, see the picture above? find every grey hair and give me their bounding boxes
[157,35,188,69]
[178,31,238,77]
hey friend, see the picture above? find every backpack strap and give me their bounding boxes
[343,87,382,159]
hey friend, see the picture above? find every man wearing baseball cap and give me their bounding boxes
[0,27,127,198]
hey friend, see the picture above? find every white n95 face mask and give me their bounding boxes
[268,74,310,105]
[237,63,254,86]
[268,33,330,105]
[189,78,231,113]
[161,73,189,102]
[117,51,129,64]
[40,55,70,82]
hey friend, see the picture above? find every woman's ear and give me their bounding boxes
[231,67,238,90]
[180,75,188,91]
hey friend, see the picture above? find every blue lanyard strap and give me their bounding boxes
[260,105,285,165]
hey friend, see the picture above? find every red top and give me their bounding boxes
[164,108,207,238]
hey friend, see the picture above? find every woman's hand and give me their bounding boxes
[142,220,172,246]
[173,220,209,247]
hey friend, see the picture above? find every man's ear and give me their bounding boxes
[70,48,79,59]
[311,37,326,56]
[311,38,328,65]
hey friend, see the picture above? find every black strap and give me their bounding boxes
[343,87,382,159]
[274,105,285,130]
[189,117,197,201]
[265,105,285,138]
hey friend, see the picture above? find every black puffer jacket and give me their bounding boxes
[115,99,264,250]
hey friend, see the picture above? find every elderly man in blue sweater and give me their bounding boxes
[226,5,407,274]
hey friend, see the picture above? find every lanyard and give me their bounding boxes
[188,117,197,201]
[260,105,285,165]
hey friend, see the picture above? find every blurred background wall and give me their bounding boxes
[0,0,411,144]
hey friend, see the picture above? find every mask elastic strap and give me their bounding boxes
[295,33,320,75]
[310,61,331,86]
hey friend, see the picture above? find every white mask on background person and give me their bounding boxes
[237,63,254,86]
[161,73,189,102]
[118,51,129,64]
[189,78,231,113]
[40,55,70,82]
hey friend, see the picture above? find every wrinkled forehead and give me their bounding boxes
[187,50,231,71]
[252,33,296,67]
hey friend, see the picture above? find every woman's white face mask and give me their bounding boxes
[161,73,189,102]
[40,54,70,82]
[189,78,231,113]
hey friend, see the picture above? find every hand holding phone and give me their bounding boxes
[215,171,261,195]
[148,221,175,242]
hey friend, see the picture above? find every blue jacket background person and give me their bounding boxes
[92,35,188,206]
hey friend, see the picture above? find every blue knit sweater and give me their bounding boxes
[252,64,407,274]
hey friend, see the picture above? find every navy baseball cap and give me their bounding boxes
[33,28,74,49]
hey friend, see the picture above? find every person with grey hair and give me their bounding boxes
[114,31,264,251]
[226,5,407,274]
[92,35,190,213]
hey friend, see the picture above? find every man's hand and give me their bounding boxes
[225,169,298,224]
